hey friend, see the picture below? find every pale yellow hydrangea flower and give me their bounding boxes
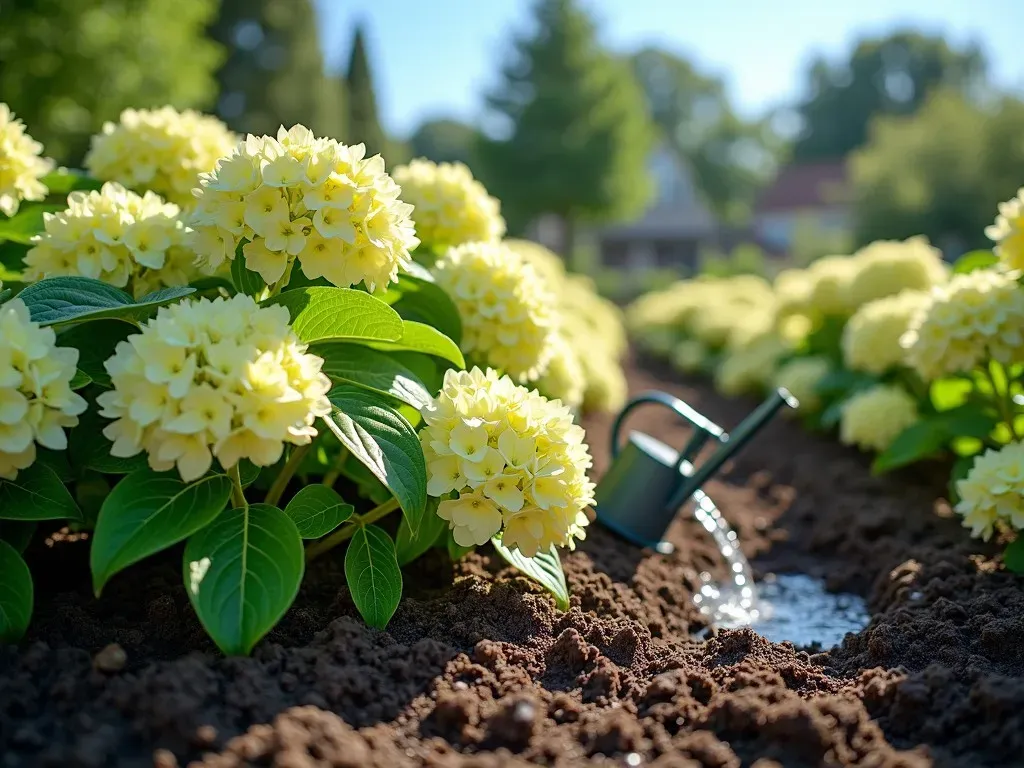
[839,384,918,453]
[96,294,332,482]
[24,182,203,298]
[0,103,53,217]
[392,159,505,250]
[842,290,929,375]
[986,188,1024,271]
[901,268,1024,382]
[420,367,594,556]
[955,442,1024,540]
[505,238,566,285]
[580,354,628,414]
[85,107,237,207]
[773,356,831,413]
[847,236,948,308]
[535,334,585,410]
[0,298,87,479]
[806,255,859,316]
[189,125,419,291]
[715,331,788,397]
[432,241,557,382]
[671,339,707,373]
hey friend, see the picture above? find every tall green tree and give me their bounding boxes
[0,0,223,164]
[344,22,387,156]
[850,90,1024,253]
[209,0,345,140]
[477,0,653,265]
[408,118,481,168]
[792,31,987,161]
[630,47,779,224]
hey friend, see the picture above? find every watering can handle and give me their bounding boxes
[610,391,727,460]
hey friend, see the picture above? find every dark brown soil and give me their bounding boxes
[3,352,1023,768]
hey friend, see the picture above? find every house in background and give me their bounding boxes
[751,160,851,258]
[593,144,718,273]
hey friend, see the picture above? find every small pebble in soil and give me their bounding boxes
[93,643,127,673]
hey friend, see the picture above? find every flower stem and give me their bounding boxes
[321,448,349,488]
[986,362,1020,442]
[265,444,310,507]
[265,255,297,299]
[229,464,248,511]
[305,497,400,562]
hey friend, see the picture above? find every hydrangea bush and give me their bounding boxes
[627,217,1024,570]
[0,108,623,652]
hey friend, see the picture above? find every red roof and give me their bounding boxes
[754,161,849,213]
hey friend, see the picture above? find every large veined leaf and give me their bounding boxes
[0,462,82,522]
[0,540,33,642]
[491,537,570,611]
[184,503,305,656]
[363,320,465,369]
[230,252,267,298]
[16,276,193,327]
[39,169,103,195]
[953,249,999,274]
[57,319,136,387]
[0,202,65,244]
[395,497,447,566]
[313,342,434,409]
[381,274,462,344]
[266,286,403,344]
[345,524,402,628]
[69,408,149,475]
[284,485,353,539]
[321,386,427,528]
[0,521,36,554]
[90,469,233,595]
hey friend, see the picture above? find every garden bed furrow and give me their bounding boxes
[2,355,1022,767]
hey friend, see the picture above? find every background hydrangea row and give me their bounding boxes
[392,159,506,250]
[96,294,332,482]
[24,181,201,297]
[420,367,594,557]
[85,106,237,207]
[0,298,86,479]
[432,241,557,382]
[188,125,419,291]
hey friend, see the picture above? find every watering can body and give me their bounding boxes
[594,388,797,551]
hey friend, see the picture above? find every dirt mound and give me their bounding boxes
[2,354,1021,767]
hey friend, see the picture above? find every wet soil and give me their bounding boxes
[2,352,1023,767]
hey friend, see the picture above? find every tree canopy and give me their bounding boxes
[0,0,223,163]
[792,31,987,161]
[850,90,1024,251]
[477,0,653,258]
[345,22,387,156]
[209,0,344,141]
[408,118,481,168]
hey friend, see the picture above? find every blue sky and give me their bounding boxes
[316,0,1024,138]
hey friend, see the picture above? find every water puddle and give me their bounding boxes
[696,573,870,649]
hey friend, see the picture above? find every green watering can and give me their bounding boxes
[594,387,798,624]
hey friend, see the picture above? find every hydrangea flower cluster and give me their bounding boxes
[839,384,918,453]
[671,339,706,373]
[986,188,1024,271]
[715,332,787,397]
[773,356,831,413]
[847,236,947,307]
[96,294,332,482]
[900,268,1024,381]
[0,103,53,217]
[535,334,585,410]
[420,367,594,556]
[188,125,419,291]
[24,182,201,297]
[806,256,859,316]
[432,241,557,381]
[392,159,505,250]
[0,298,87,479]
[954,442,1024,540]
[85,107,237,207]
[842,290,928,375]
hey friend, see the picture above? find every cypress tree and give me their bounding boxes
[477,0,653,265]
[344,23,388,156]
[209,0,345,140]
